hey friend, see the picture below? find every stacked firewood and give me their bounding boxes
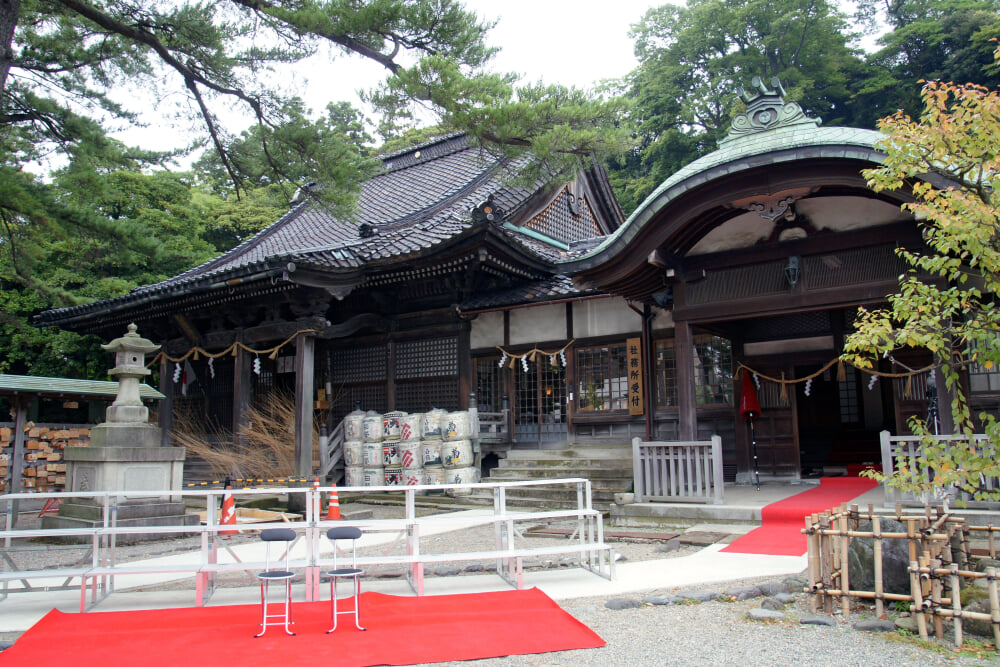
[0,424,91,492]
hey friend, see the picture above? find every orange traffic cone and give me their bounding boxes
[220,481,237,536]
[326,483,342,520]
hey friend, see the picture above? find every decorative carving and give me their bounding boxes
[721,76,821,145]
[471,195,506,222]
[749,195,798,223]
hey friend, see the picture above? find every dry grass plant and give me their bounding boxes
[172,392,316,479]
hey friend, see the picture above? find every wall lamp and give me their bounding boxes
[784,256,800,288]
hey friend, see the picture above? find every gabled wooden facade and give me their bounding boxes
[38,85,999,486]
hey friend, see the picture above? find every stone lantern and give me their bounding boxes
[43,324,197,534]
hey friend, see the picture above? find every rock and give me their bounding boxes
[853,619,896,632]
[655,538,681,553]
[748,608,785,621]
[726,585,762,601]
[965,598,993,637]
[894,616,920,633]
[433,567,461,577]
[848,519,912,595]
[784,575,809,591]
[677,590,718,602]
[976,557,1000,573]
[759,581,792,596]
[605,598,642,610]
[0,641,13,651]
[642,595,676,606]
[775,593,798,604]
[615,553,628,562]
[463,563,484,573]
[374,568,405,579]
[800,616,836,627]
[761,598,785,611]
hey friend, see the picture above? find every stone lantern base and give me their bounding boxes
[41,441,199,540]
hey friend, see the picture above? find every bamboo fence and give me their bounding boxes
[804,503,1000,651]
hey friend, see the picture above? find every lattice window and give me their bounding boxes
[968,340,1000,393]
[396,337,458,379]
[693,335,733,405]
[576,343,628,412]
[475,357,503,412]
[331,345,388,383]
[655,339,678,408]
[513,357,567,441]
[396,380,460,413]
[330,384,387,423]
[839,364,860,423]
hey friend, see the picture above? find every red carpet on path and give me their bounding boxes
[721,477,878,556]
[0,588,604,667]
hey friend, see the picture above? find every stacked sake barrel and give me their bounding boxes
[440,411,478,496]
[361,412,385,487]
[342,409,367,487]
[380,411,407,487]
[398,413,423,487]
[418,408,446,492]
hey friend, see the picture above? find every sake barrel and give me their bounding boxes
[382,442,401,466]
[363,467,385,487]
[399,413,422,442]
[362,441,382,467]
[446,466,478,496]
[343,411,365,441]
[343,440,364,468]
[443,411,474,441]
[420,440,443,467]
[382,411,407,441]
[384,466,402,486]
[420,408,446,440]
[423,465,446,492]
[345,466,365,487]
[399,441,422,469]
[441,439,474,468]
[402,469,423,486]
[361,414,384,442]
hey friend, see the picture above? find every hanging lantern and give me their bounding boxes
[739,370,761,420]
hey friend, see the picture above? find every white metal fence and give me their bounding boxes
[0,478,614,611]
[631,436,724,504]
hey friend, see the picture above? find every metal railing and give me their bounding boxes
[0,478,614,611]
[632,436,724,504]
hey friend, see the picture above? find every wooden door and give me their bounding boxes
[742,368,799,478]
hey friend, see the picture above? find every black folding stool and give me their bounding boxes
[254,527,297,637]
[324,526,366,632]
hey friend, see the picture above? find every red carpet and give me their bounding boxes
[721,477,878,556]
[0,588,603,667]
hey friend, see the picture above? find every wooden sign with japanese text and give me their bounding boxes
[627,337,644,415]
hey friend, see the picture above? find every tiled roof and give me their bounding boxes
[36,134,564,325]
[459,275,595,311]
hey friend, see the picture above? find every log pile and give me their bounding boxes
[805,503,1000,651]
[0,423,91,492]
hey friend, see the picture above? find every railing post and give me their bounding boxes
[711,435,724,504]
[632,437,644,502]
[879,430,896,505]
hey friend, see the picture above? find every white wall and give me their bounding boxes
[470,311,504,349]
[510,304,567,345]
[572,298,642,338]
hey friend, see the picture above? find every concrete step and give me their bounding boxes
[486,472,631,491]
[503,447,631,461]
[496,457,631,470]
[488,466,631,480]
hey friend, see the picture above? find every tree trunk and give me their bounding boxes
[0,0,20,114]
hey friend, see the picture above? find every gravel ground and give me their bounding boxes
[2,501,998,665]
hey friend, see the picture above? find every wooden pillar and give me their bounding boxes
[232,346,252,446]
[642,304,653,441]
[159,358,175,447]
[934,368,955,434]
[675,320,697,440]
[294,333,316,477]
[458,324,471,410]
[386,338,396,411]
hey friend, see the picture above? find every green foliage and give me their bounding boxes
[608,0,864,215]
[844,54,1000,502]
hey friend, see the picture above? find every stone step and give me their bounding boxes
[489,465,631,479]
[496,457,631,470]
[503,447,631,460]
[463,491,615,512]
[487,473,631,490]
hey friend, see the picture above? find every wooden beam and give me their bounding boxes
[233,346,252,447]
[159,358,175,447]
[675,321,697,440]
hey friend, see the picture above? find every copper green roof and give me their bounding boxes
[0,374,165,400]
[560,81,885,268]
